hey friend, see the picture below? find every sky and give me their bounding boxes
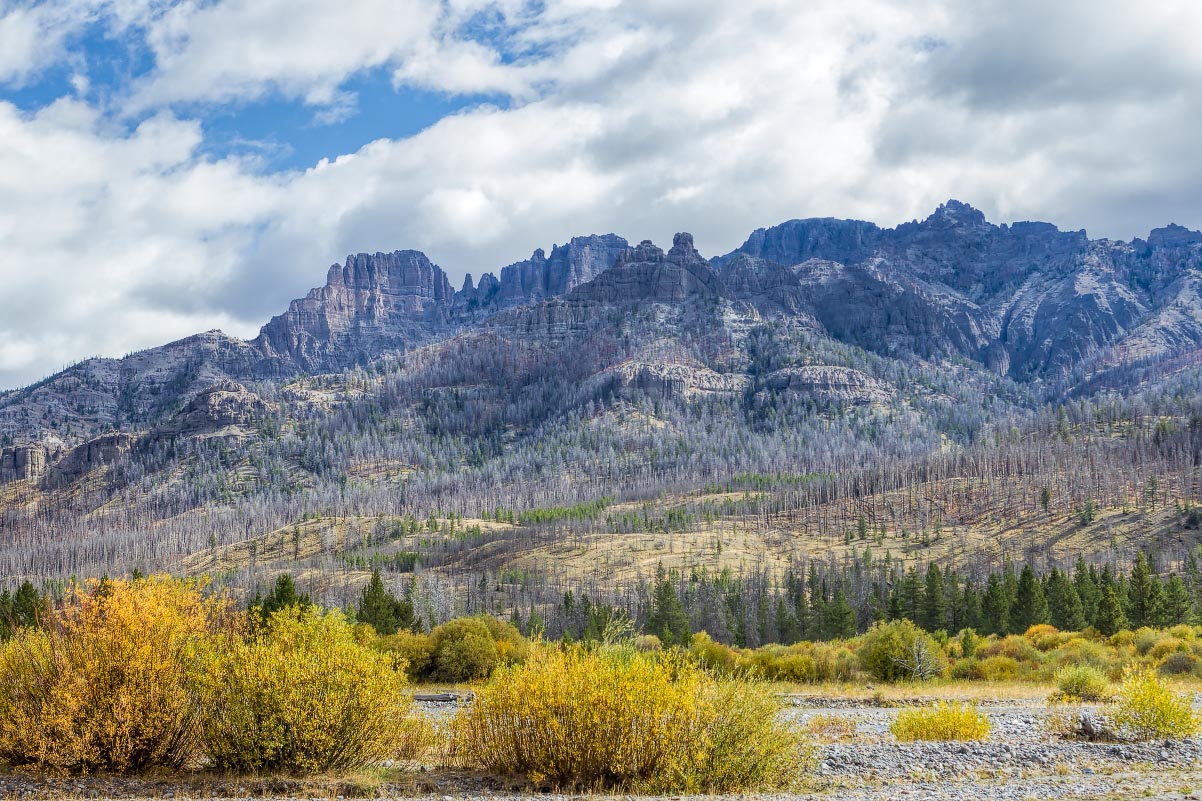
[1,0,1201,390]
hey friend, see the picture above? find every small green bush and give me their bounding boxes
[857,620,945,682]
[890,702,990,742]
[1159,650,1199,677]
[1106,666,1199,741]
[950,657,983,680]
[977,655,1021,681]
[1052,665,1111,701]
[201,606,424,774]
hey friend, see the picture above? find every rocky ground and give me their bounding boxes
[2,697,1201,800]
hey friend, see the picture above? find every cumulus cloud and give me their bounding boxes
[2,0,1202,389]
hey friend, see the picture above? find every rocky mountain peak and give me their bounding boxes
[254,249,454,373]
[923,199,991,231]
[572,235,729,304]
[483,233,629,310]
[1148,223,1202,249]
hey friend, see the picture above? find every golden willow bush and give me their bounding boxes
[890,702,991,742]
[201,606,425,775]
[451,643,808,793]
[0,577,234,773]
[1105,666,1200,741]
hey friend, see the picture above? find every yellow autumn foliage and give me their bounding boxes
[451,643,808,793]
[0,576,234,773]
[200,605,426,775]
[890,701,991,742]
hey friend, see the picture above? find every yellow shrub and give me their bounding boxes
[979,634,1041,664]
[0,577,233,773]
[1025,624,1061,648]
[1052,665,1112,701]
[201,606,424,774]
[890,702,990,742]
[1149,636,1188,661]
[1109,630,1135,649]
[635,634,663,651]
[1133,628,1164,656]
[1106,666,1199,741]
[978,655,1021,681]
[1050,637,1110,669]
[1168,625,1196,642]
[451,644,808,792]
[804,713,856,741]
[950,657,983,680]
[689,632,741,675]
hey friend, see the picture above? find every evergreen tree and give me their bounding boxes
[647,565,691,647]
[1011,564,1050,632]
[355,569,414,635]
[254,574,312,626]
[901,567,923,623]
[823,591,857,639]
[981,573,1010,635]
[921,563,947,632]
[1095,584,1129,635]
[1045,567,1086,631]
[961,581,984,633]
[1165,574,1194,626]
[1073,557,1101,625]
[1127,553,1164,628]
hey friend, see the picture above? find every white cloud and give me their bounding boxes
[3,0,1202,390]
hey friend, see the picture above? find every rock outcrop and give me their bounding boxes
[150,380,274,441]
[0,442,55,483]
[46,432,135,486]
[255,250,455,373]
[570,233,729,304]
[758,366,892,406]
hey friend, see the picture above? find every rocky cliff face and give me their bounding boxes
[571,233,729,304]
[717,200,1202,381]
[256,250,455,373]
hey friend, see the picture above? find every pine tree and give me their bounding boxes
[823,591,857,639]
[356,569,414,635]
[1095,584,1129,635]
[1165,575,1195,626]
[647,565,690,647]
[1073,558,1101,625]
[901,567,923,623]
[255,574,312,626]
[961,581,984,633]
[1045,568,1086,631]
[1127,553,1164,628]
[921,563,947,632]
[981,573,1010,635]
[1011,564,1050,633]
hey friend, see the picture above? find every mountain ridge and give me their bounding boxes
[3,200,1202,452]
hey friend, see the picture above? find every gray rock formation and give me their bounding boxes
[149,380,274,441]
[758,366,892,406]
[571,233,729,304]
[0,442,56,483]
[256,250,455,373]
[46,432,135,486]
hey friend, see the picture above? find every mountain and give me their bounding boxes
[3,201,1202,610]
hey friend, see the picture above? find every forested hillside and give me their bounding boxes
[3,201,1202,643]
